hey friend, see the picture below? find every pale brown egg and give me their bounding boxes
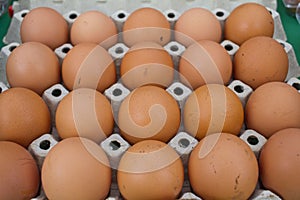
[0,141,40,200]
[20,7,69,50]
[189,133,258,200]
[120,41,174,90]
[179,40,232,89]
[0,88,51,147]
[259,128,300,200]
[42,137,111,200]
[234,36,288,89]
[62,43,116,92]
[245,82,300,138]
[55,88,114,143]
[118,85,180,144]
[6,42,60,95]
[184,84,244,140]
[175,8,222,47]
[123,7,171,47]
[117,140,184,200]
[224,2,274,45]
[70,10,118,49]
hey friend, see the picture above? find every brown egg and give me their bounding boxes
[189,133,258,200]
[55,88,114,143]
[62,43,116,92]
[0,141,40,200]
[70,10,118,49]
[118,85,180,144]
[42,137,111,200]
[234,36,288,89]
[20,7,69,50]
[224,2,274,45]
[184,84,244,140]
[175,8,222,47]
[123,7,171,47]
[245,82,300,138]
[259,128,300,200]
[6,42,60,95]
[120,41,174,90]
[0,88,51,147]
[179,40,232,89]
[117,140,184,200]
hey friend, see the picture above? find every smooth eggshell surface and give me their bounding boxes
[179,40,232,89]
[259,128,300,200]
[62,43,116,92]
[189,133,258,200]
[120,41,174,90]
[118,85,180,144]
[245,82,300,138]
[175,8,222,47]
[234,36,288,89]
[55,88,114,143]
[42,137,111,200]
[224,2,274,45]
[184,84,244,140]
[123,7,171,47]
[20,7,69,50]
[70,10,118,49]
[0,141,40,200]
[0,88,51,147]
[6,42,60,95]
[117,140,184,200]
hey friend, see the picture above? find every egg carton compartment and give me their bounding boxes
[0,2,299,200]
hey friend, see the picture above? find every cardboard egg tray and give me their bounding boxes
[1,0,300,199]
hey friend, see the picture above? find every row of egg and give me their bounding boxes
[0,2,300,200]
[19,3,274,49]
[1,80,300,200]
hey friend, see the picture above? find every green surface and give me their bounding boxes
[0,8,11,48]
[277,0,300,64]
[0,0,299,64]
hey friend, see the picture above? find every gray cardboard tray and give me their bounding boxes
[0,0,299,199]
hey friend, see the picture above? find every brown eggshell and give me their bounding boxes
[175,8,222,47]
[234,36,288,89]
[120,41,174,90]
[55,88,114,143]
[179,40,232,89]
[184,84,244,140]
[117,140,184,200]
[0,141,40,200]
[6,42,61,95]
[62,43,116,92]
[189,133,258,200]
[224,2,274,45]
[245,82,300,138]
[118,85,180,144]
[123,7,171,47]
[70,10,118,49]
[20,7,69,50]
[0,88,51,147]
[259,128,300,200]
[42,137,111,200]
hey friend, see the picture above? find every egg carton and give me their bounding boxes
[0,2,299,200]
